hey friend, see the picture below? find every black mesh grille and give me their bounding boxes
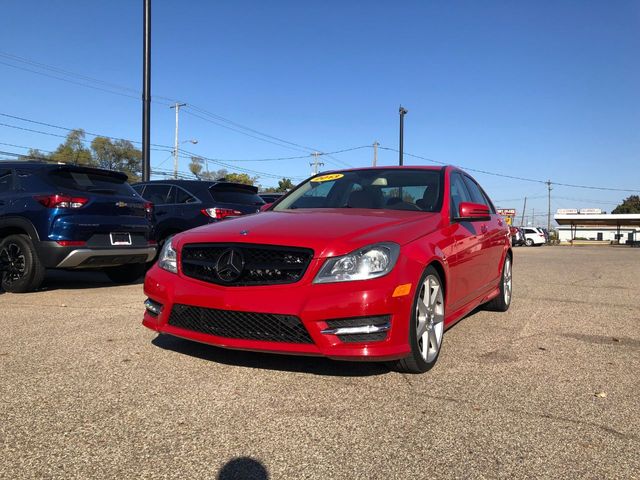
[168,304,313,344]
[181,243,313,286]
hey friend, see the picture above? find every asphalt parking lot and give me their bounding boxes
[1,247,639,479]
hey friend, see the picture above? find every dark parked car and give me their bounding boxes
[0,162,156,292]
[258,192,284,204]
[510,226,525,246]
[132,180,264,246]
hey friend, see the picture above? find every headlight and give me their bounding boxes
[313,242,400,284]
[158,239,178,273]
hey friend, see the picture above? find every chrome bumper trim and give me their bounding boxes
[321,322,391,336]
[56,247,156,268]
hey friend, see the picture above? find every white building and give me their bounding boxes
[554,212,640,244]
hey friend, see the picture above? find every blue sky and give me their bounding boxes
[1,1,639,223]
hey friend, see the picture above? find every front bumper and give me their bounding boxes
[143,264,416,361]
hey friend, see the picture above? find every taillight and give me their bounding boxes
[201,208,242,220]
[35,194,88,209]
[56,240,86,247]
[144,202,154,214]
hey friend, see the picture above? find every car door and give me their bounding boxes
[462,174,506,289]
[446,171,486,311]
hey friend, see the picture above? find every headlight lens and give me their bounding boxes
[313,242,400,283]
[158,239,178,273]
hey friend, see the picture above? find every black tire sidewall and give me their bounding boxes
[406,265,444,372]
[0,235,44,293]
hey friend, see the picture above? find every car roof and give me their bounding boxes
[133,179,259,193]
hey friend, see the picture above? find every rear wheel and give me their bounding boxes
[525,238,534,246]
[0,234,45,293]
[485,254,512,312]
[391,266,445,374]
[104,263,147,284]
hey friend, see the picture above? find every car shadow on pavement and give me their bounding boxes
[217,457,269,480]
[37,269,143,291]
[152,334,391,377]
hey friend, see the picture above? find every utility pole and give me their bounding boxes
[399,106,408,166]
[310,152,324,175]
[532,208,535,227]
[170,102,187,179]
[141,0,151,181]
[520,197,527,226]
[546,179,552,233]
[372,141,379,167]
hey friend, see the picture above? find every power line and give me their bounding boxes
[0,51,348,163]
[379,145,640,193]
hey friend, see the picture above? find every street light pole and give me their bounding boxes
[141,0,151,181]
[399,106,408,166]
[170,102,187,179]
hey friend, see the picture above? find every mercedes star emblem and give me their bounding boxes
[216,248,245,282]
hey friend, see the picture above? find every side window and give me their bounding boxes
[132,184,145,196]
[0,169,12,194]
[462,176,487,206]
[463,175,496,213]
[142,184,172,204]
[450,172,472,218]
[175,186,197,204]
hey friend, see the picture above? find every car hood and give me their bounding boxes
[176,208,443,258]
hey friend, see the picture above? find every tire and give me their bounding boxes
[0,234,45,293]
[104,263,147,284]
[391,265,445,374]
[485,254,512,312]
[525,238,534,246]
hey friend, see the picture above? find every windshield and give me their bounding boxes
[274,168,443,212]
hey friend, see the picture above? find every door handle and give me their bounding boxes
[481,225,488,233]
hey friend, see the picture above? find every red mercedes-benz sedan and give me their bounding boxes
[143,166,512,373]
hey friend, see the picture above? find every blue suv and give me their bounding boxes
[0,162,156,293]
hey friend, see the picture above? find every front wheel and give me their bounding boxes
[485,254,512,312]
[104,264,147,284]
[391,266,445,374]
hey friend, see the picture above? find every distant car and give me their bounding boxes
[258,192,284,204]
[0,162,155,292]
[143,165,513,374]
[523,227,546,246]
[132,180,264,246]
[510,226,525,246]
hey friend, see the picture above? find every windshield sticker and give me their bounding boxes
[311,173,344,183]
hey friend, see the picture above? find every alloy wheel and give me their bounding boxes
[503,256,512,305]
[0,242,27,283]
[415,274,445,363]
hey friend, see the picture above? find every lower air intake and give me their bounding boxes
[168,304,313,344]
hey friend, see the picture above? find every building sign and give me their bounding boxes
[496,208,516,216]
[504,216,513,225]
[556,209,578,215]
[579,208,603,215]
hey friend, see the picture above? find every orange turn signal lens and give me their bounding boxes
[392,283,412,297]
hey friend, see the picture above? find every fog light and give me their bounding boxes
[321,315,391,343]
[144,298,163,317]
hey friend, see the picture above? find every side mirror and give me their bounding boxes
[259,203,273,212]
[457,202,491,220]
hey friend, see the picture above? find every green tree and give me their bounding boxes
[90,137,142,182]
[188,157,228,181]
[225,172,258,186]
[19,148,51,162]
[612,195,640,214]
[49,129,94,166]
[276,178,294,192]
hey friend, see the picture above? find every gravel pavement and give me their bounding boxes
[1,246,639,479]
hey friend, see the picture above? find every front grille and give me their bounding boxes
[181,243,314,286]
[168,304,313,344]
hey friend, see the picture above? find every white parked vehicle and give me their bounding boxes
[523,227,546,246]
